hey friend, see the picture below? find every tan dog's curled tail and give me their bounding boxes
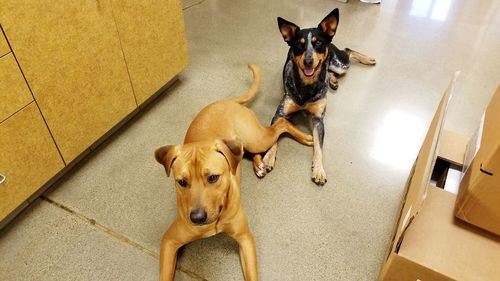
[230,64,261,104]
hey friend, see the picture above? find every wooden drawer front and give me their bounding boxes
[0,53,33,123]
[0,29,9,57]
[0,103,64,221]
[0,1,137,163]
[111,0,188,104]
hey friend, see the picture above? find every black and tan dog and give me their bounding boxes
[260,8,376,185]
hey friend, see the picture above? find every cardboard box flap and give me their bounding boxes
[479,84,500,174]
[437,130,468,166]
[481,145,500,174]
[389,71,459,256]
[399,187,500,280]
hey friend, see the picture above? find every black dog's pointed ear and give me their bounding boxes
[155,145,180,177]
[277,17,300,43]
[318,8,339,37]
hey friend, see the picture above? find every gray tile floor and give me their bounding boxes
[1,0,499,280]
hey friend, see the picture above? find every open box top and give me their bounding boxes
[456,84,500,235]
[379,73,500,280]
[384,72,460,262]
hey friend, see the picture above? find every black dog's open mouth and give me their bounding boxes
[301,61,321,77]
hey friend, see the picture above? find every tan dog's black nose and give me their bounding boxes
[190,209,207,225]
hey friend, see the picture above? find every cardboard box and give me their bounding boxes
[379,73,500,281]
[455,85,500,236]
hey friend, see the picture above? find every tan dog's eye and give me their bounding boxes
[177,179,188,187]
[207,175,220,184]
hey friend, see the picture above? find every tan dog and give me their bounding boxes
[154,64,312,281]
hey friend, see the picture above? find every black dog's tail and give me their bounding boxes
[230,64,261,104]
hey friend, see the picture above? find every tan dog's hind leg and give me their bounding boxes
[253,154,266,178]
[249,118,312,177]
[272,118,313,146]
[345,48,376,65]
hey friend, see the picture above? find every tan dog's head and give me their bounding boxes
[155,139,243,226]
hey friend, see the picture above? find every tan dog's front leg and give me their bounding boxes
[160,238,180,281]
[159,220,195,281]
[231,232,258,281]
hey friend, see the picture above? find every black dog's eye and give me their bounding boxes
[177,179,188,187]
[207,175,220,184]
[315,41,322,47]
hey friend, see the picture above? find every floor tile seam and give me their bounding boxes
[40,196,158,259]
[40,196,209,280]
[183,0,207,11]
[177,265,210,281]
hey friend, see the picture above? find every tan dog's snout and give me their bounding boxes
[155,139,243,226]
[189,208,207,225]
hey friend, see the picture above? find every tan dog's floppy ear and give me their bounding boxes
[318,8,339,37]
[277,17,299,43]
[215,139,243,175]
[155,145,180,177]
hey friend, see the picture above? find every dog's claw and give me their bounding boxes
[255,163,267,178]
[256,169,266,178]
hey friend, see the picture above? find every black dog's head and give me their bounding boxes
[277,9,339,82]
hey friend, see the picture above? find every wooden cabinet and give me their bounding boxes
[0,53,33,122]
[0,0,138,163]
[111,0,189,104]
[0,0,187,225]
[0,103,65,221]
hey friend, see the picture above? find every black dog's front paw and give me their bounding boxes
[329,74,338,90]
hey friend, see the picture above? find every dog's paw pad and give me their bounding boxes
[311,166,327,186]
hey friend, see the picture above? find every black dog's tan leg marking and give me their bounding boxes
[345,48,376,65]
[305,98,327,185]
[328,72,338,90]
[262,96,303,173]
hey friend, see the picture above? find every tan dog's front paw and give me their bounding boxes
[311,164,327,185]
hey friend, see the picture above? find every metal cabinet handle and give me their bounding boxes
[0,173,6,185]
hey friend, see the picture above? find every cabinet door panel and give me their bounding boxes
[0,30,9,57]
[111,0,188,104]
[0,0,137,163]
[0,103,64,221]
[0,53,33,122]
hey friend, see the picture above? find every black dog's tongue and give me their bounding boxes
[304,68,315,76]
